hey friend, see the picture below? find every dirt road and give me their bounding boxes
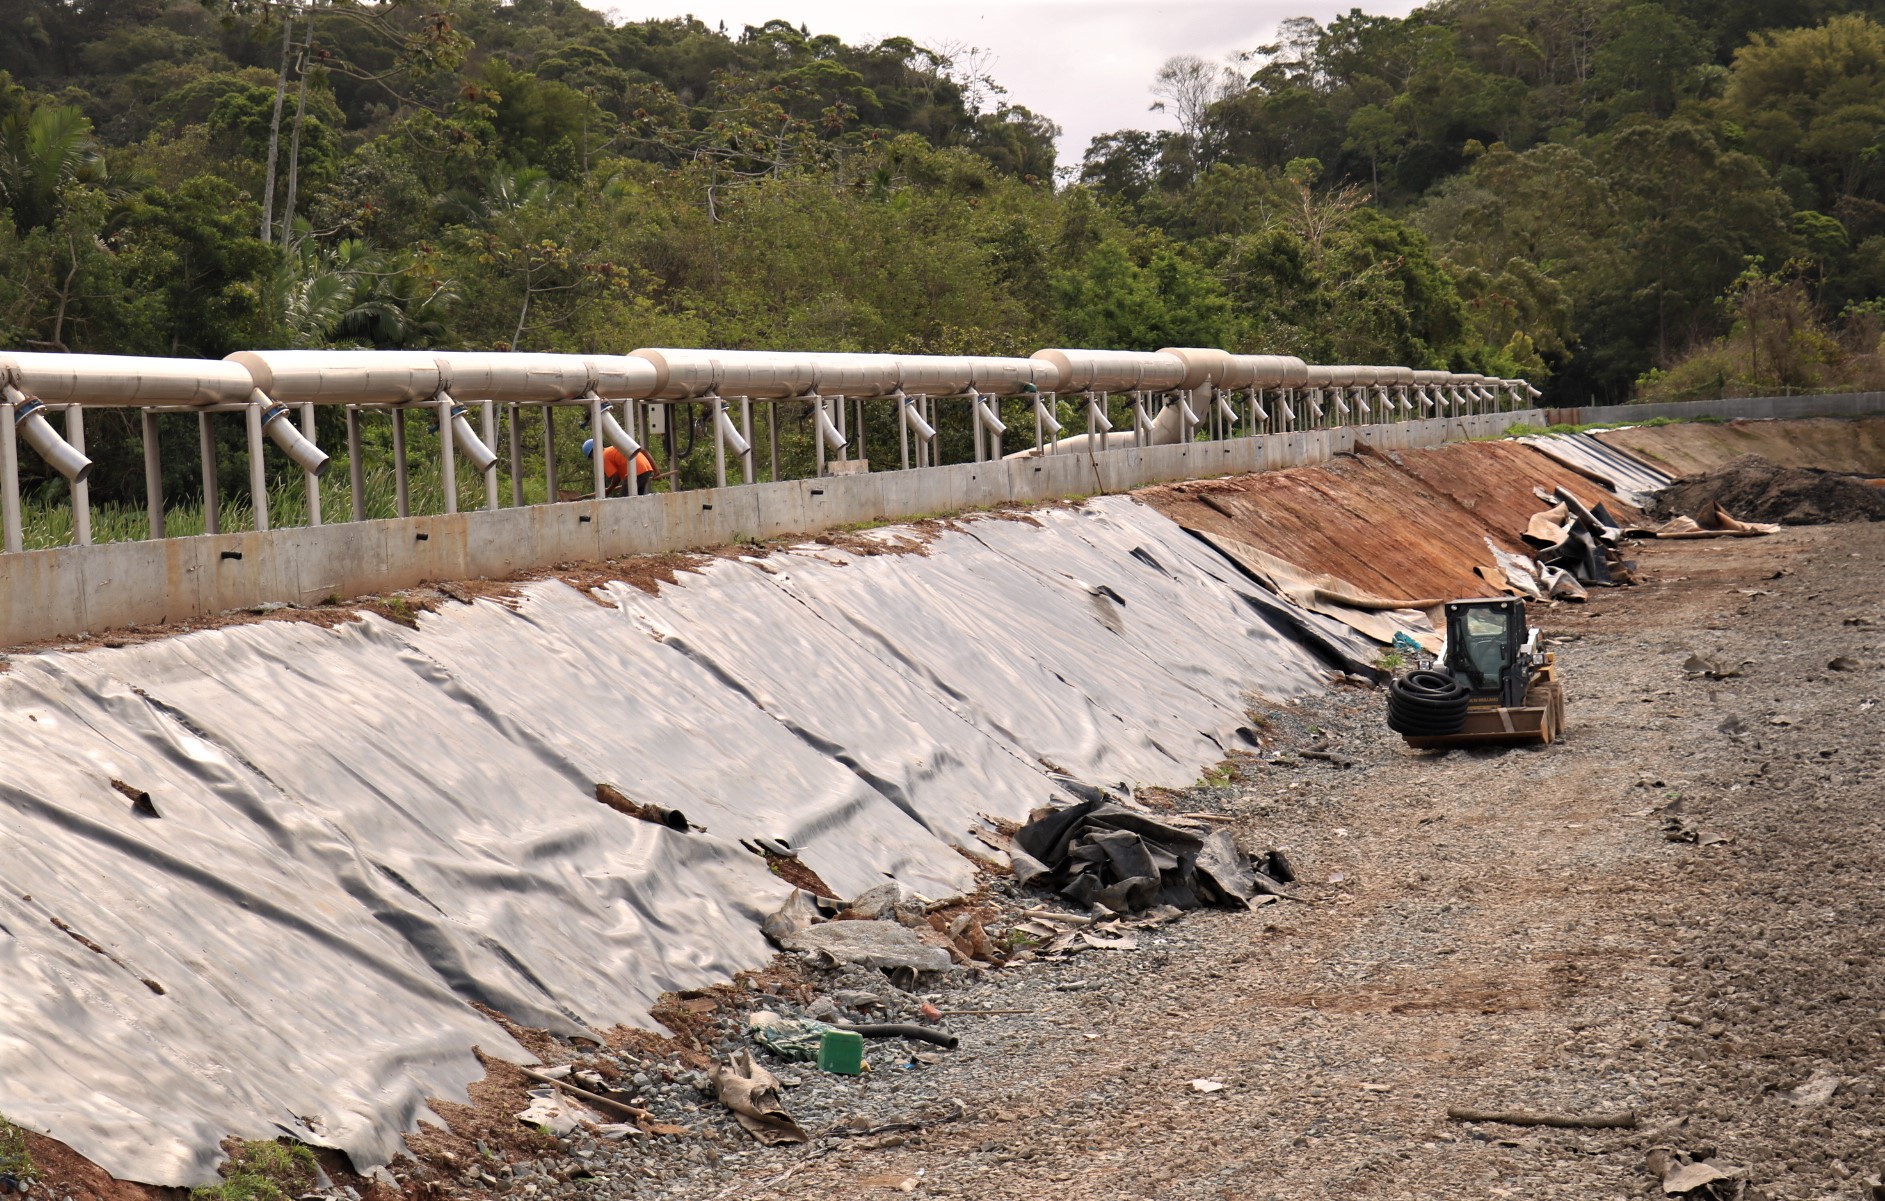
[672,524,1885,1200]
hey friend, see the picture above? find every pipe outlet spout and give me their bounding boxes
[6,390,93,483]
[258,398,332,477]
[597,402,642,457]
[714,400,752,458]
[900,393,936,442]
[441,403,499,474]
[973,393,1007,436]
[815,400,847,452]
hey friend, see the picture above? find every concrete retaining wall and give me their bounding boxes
[0,409,1533,645]
[1549,392,1885,426]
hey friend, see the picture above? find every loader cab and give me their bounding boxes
[1443,598,1530,708]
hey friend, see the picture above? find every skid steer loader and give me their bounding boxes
[1386,598,1565,748]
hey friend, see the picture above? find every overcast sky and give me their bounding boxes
[599,1,1424,167]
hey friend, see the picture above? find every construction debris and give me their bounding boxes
[709,1052,808,1146]
[1654,502,1782,539]
[1010,799,1281,915]
[776,920,956,978]
[1646,1147,1745,1197]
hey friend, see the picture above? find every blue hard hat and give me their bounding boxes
[582,439,595,457]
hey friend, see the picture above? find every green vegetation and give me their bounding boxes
[190,1140,317,1201]
[1374,650,1406,672]
[1198,760,1237,788]
[2,0,1883,533]
[0,1115,36,1183]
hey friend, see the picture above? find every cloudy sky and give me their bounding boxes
[600,1,1423,166]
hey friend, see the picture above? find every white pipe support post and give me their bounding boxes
[712,398,727,488]
[63,402,91,545]
[507,404,524,508]
[142,409,165,539]
[0,392,19,554]
[1250,390,1268,431]
[481,400,499,510]
[1280,391,1295,432]
[393,408,411,518]
[300,402,322,526]
[438,391,460,515]
[740,396,755,484]
[815,396,827,477]
[198,410,221,534]
[245,397,270,532]
[346,406,366,522]
[586,393,604,502]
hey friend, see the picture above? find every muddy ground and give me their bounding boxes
[614,523,1885,1200]
[22,523,1885,1201]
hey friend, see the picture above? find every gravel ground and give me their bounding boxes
[314,525,1885,1201]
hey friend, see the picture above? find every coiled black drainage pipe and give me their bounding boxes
[1386,668,1470,736]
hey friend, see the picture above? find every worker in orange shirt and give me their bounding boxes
[583,439,659,496]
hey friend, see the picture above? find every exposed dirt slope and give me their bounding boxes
[1142,441,1635,602]
[1597,416,1885,478]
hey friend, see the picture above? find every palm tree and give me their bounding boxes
[0,104,106,233]
[278,238,457,348]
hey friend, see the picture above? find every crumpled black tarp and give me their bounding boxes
[1522,486,1634,586]
[1010,799,1282,914]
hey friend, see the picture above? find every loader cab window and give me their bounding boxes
[1448,604,1520,695]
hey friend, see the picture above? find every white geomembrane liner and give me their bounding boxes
[0,497,1335,1186]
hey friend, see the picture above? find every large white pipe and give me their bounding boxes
[230,350,442,404]
[1158,348,1312,392]
[1229,355,1310,389]
[5,352,254,407]
[1031,348,1184,394]
[4,389,93,482]
[1158,347,1234,391]
[434,352,658,402]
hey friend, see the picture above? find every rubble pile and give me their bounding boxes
[1654,453,1885,526]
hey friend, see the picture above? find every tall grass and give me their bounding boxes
[20,454,563,551]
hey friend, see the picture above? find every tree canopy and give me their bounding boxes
[1,0,1883,448]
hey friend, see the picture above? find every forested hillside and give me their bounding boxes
[2,0,1884,415]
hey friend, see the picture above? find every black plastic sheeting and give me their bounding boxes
[0,496,1330,1186]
